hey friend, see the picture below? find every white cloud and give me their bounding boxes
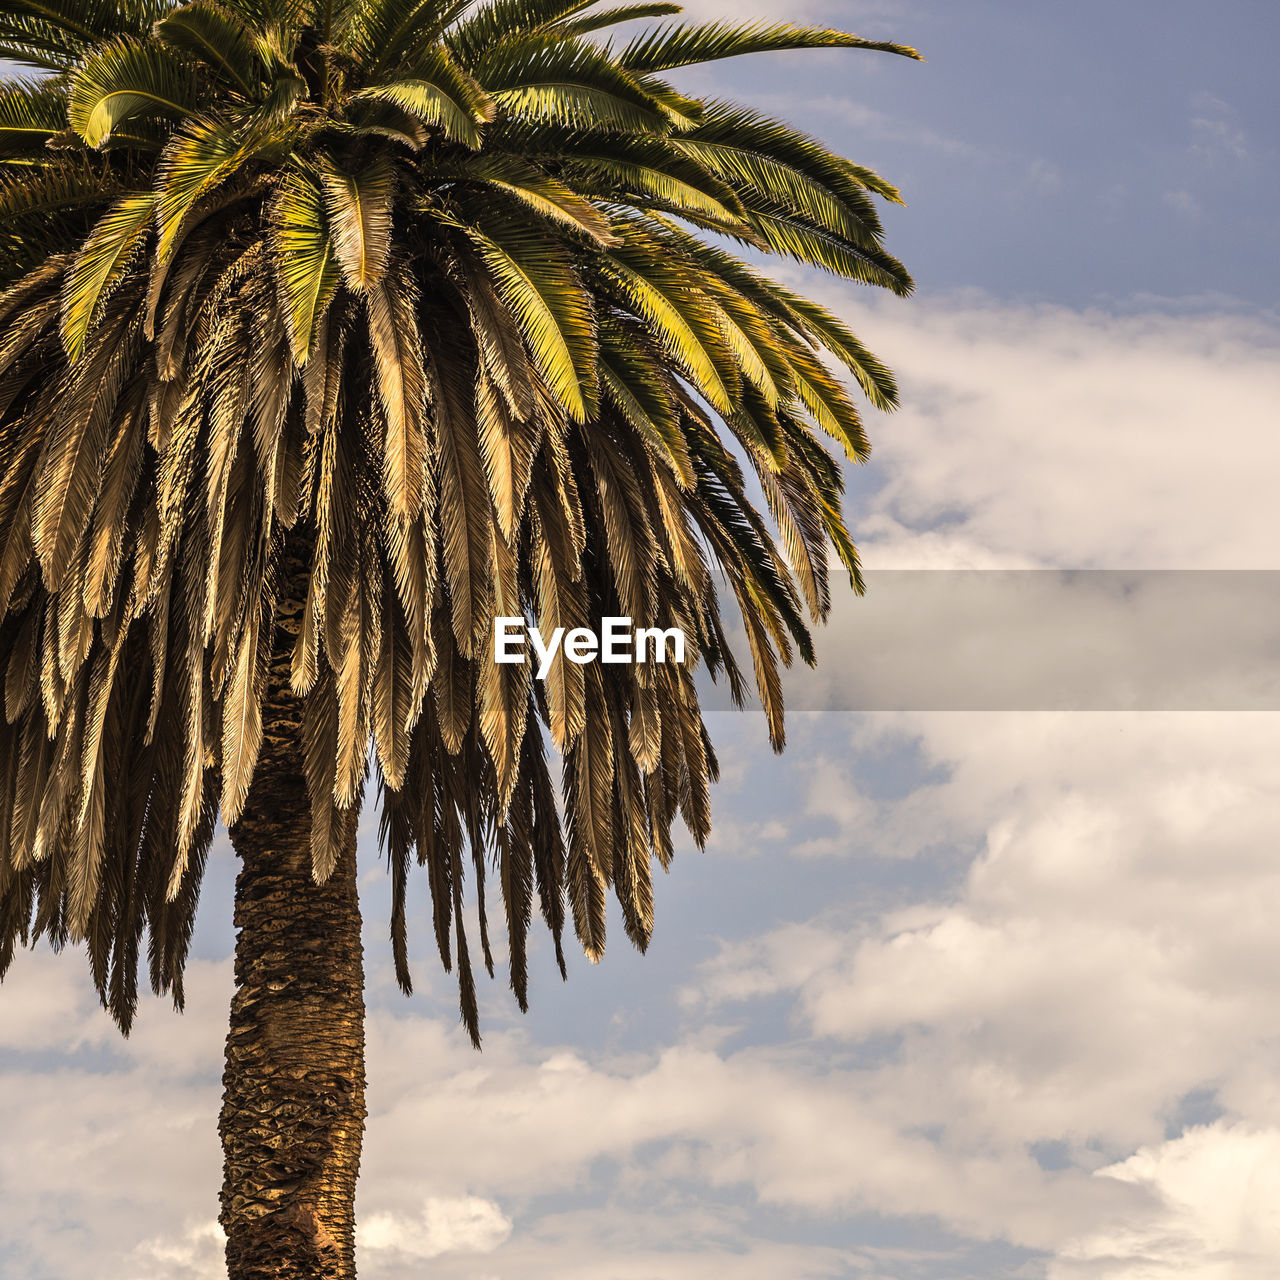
[689,708,1280,1270]
[359,1195,512,1259]
[0,947,113,1054]
[1188,92,1249,164]
[0,953,228,1280]
[378,1205,881,1280]
[790,758,878,855]
[815,295,1280,571]
[1054,1124,1280,1279]
[130,1221,225,1280]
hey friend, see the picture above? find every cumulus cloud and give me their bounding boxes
[130,1221,225,1280]
[359,1195,512,1260]
[0,951,229,1280]
[383,1205,883,1280]
[818,295,1280,571]
[688,708,1280,1270]
[1054,1124,1280,1279]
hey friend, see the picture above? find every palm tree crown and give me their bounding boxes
[0,0,916,1043]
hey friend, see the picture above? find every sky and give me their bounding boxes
[4,2,1280,1278]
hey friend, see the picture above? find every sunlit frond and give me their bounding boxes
[270,169,340,360]
[68,35,198,147]
[621,20,922,73]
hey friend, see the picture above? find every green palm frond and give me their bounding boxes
[0,0,166,69]
[155,116,268,259]
[0,80,69,154]
[0,161,115,221]
[215,0,311,35]
[690,101,902,229]
[61,192,155,360]
[351,67,494,149]
[596,234,732,415]
[0,15,82,70]
[341,0,468,69]
[0,166,119,276]
[599,353,690,485]
[557,2,678,36]
[445,0,596,66]
[270,170,340,360]
[12,0,167,41]
[644,221,902,407]
[461,214,596,420]
[68,35,199,148]
[676,135,879,245]
[558,137,750,230]
[478,36,670,132]
[621,20,922,73]
[155,1,262,95]
[342,99,433,151]
[747,203,913,293]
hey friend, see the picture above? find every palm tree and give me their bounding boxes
[0,0,915,1274]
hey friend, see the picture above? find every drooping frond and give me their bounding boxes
[0,0,916,1044]
[67,36,199,147]
[154,2,263,96]
[270,170,341,361]
[320,154,396,292]
[61,192,156,360]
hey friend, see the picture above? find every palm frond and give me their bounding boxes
[557,3,679,37]
[352,77,491,148]
[155,1,262,95]
[320,153,395,291]
[61,192,155,361]
[621,20,922,73]
[461,215,597,421]
[68,35,198,148]
[479,37,669,133]
[270,169,340,360]
[446,0,595,67]
[367,265,429,518]
[0,80,69,155]
[155,117,270,262]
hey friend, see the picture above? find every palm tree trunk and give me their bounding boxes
[219,601,366,1279]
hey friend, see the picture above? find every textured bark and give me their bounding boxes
[220,602,366,1279]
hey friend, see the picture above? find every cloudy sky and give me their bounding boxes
[4,2,1280,1278]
